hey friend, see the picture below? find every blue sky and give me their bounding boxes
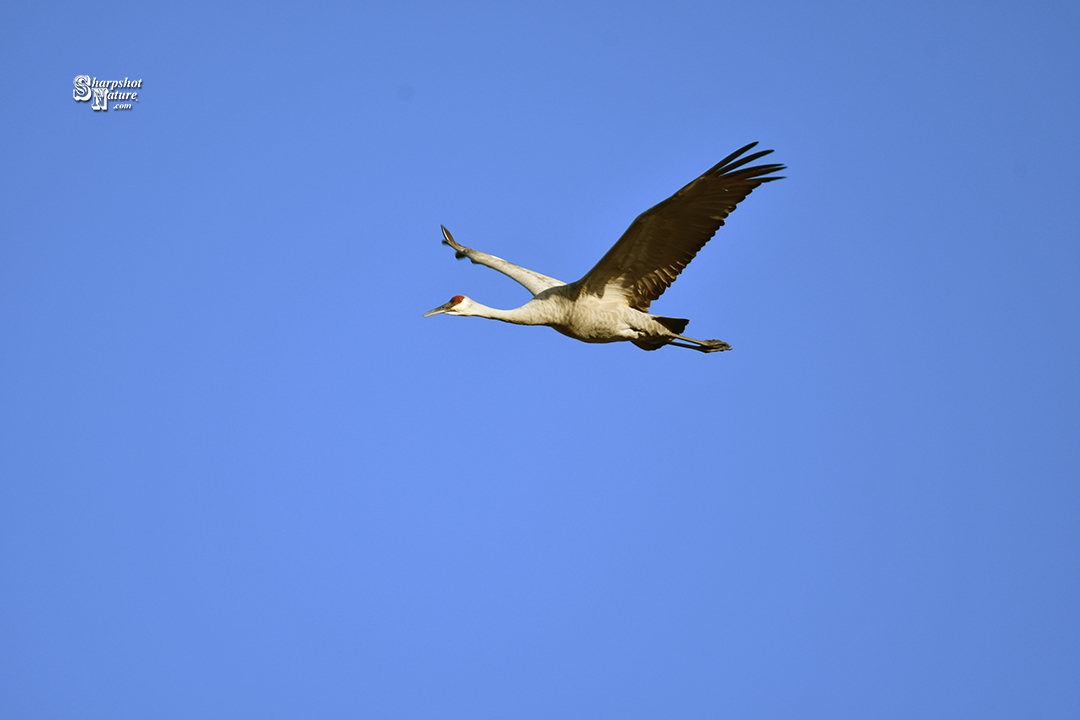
[2,1,1078,717]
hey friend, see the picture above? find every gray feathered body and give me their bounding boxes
[486,285,689,349]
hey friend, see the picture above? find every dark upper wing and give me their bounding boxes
[577,142,784,311]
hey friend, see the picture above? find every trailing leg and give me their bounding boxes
[668,334,731,353]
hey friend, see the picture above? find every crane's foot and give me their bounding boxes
[698,339,731,352]
[669,335,731,353]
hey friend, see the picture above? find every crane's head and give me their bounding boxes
[423,295,471,317]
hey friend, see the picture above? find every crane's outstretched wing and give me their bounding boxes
[578,143,784,311]
[440,226,566,297]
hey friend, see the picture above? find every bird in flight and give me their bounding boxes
[424,142,784,353]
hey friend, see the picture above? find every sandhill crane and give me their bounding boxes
[424,142,784,353]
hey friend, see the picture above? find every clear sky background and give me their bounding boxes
[2,1,1078,718]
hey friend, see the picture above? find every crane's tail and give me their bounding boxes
[632,316,691,351]
[653,316,689,335]
[634,316,732,353]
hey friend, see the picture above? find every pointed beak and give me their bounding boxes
[423,300,455,318]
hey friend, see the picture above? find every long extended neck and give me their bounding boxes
[463,299,548,326]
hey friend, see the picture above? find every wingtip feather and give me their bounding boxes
[440,225,468,258]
